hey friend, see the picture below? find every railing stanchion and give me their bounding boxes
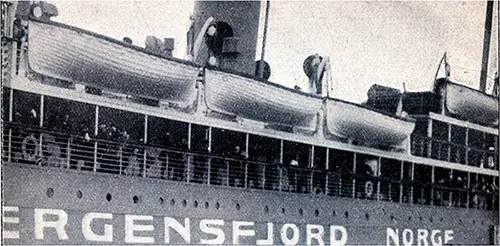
[8,129,12,162]
[119,146,123,175]
[38,134,43,166]
[325,173,329,195]
[377,180,381,201]
[262,165,266,190]
[186,153,191,183]
[278,166,282,191]
[226,161,229,186]
[308,170,312,194]
[244,163,248,189]
[207,158,211,185]
[93,141,98,172]
[142,149,147,178]
[66,138,71,168]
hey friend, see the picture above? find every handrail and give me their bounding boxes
[2,122,498,210]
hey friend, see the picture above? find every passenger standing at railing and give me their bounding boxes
[124,148,141,176]
[229,146,247,187]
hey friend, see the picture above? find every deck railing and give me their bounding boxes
[2,122,497,211]
[411,134,498,169]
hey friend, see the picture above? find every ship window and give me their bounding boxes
[482,175,497,210]
[106,193,112,201]
[355,154,379,200]
[312,146,327,194]
[12,90,40,127]
[211,128,246,157]
[431,121,449,161]
[147,116,188,149]
[283,141,311,193]
[248,134,280,190]
[433,167,451,206]
[432,121,448,141]
[191,124,209,152]
[450,125,466,164]
[76,190,83,199]
[411,119,429,157]
[282,141,310,168]
[43,96,95,135]
[401,162,412,203]
[46,187,54,198]
[248,134,280,163]
[328,149,354,197]
[380,158,401,202]
[451,170,468,208]
[98,107,144,143]
[413,164,432,205]
[2,87,10,121]
[484,134,497,170]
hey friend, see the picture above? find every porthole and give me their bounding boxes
[299,208,303,216]
[194,200,198,208]
[314,209,319,217]
[215,202,220,210]
[170,199,175,206]
[235,203,240,210]
[133,196,139,204]
[365,213,369,220]
[408,216,412,221]
[344,211,349,219]
[159,197,164,205]
[332,210,336,216]
[264,206,269,214]
[182,200,187,207]
[106,193,112,202]
[281,208,285,214]
[204,201,209,209]
[76,190,83,199]
[46,188,54,198]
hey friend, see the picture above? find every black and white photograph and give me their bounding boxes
[1,0,499,245]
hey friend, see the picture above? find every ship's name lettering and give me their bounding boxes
[2,207,455,245]
[2,207,350,245]
[386,228,454,246]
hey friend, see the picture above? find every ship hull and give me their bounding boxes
[28,21,200,105]
[2,164,496,245]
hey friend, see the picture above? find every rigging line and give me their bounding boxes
[259,0,270,79]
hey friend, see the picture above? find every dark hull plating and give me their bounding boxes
[2,164,496,245]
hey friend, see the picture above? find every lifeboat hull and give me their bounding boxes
[28,21,200,105]
[435,79,499,126]
[204,69,323,131]
[325,99,415,147]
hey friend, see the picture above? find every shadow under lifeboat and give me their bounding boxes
[27,20,200,107]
